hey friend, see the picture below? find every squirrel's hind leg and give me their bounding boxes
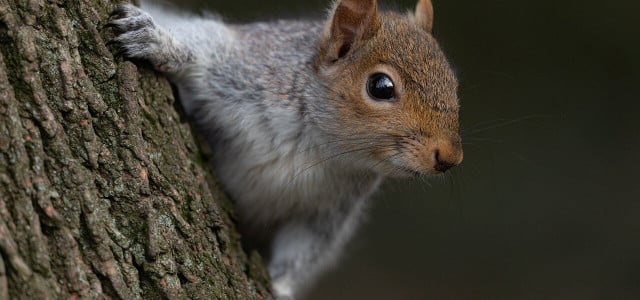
[268,202,367,299]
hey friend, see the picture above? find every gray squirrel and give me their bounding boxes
[109,0,462,298]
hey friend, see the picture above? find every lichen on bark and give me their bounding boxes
[0,0,271,299]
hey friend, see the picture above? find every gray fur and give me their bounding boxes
[111,3,386,298]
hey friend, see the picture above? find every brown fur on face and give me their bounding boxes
[315,0,462,176]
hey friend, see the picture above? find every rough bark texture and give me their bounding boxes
[0,0,271,299]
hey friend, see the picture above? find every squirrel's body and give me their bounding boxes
[145,8,380,231]
[110,1,462,298]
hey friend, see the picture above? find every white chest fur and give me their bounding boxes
[211,128,383,227]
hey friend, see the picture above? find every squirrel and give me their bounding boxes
[109,0,462,298]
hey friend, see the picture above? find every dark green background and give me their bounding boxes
[181,0,640,298]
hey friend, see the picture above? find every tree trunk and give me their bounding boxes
[0,0,271,299]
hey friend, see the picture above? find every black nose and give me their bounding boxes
[434,149,458,173]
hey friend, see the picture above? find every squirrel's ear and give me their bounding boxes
[414,0,434,32]
[323,0,380,62]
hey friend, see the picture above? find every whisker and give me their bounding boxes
[297,136,402,154]
[290,143,397,181]
[463,118,515,131]
[461,137,504,145]
[370,149,404,171]
[461,114,552,137]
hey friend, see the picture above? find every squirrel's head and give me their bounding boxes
[313,0,462,177]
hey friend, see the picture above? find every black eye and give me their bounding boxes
[367,73,396,101]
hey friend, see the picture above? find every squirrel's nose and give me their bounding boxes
[433,139,463,173]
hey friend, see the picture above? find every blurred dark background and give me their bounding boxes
[178,0,640,298]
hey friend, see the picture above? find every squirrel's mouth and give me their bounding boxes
[382,153,448,178]
[393,167,423,178]
[390,165,440,178]
[377,136,463,177]
[380,157,435,178]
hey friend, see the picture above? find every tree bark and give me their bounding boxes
[0,0,271,299]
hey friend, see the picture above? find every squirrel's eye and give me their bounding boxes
[367,73,395,101]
